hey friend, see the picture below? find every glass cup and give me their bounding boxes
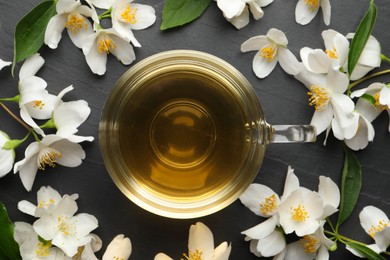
[99,50,316,219]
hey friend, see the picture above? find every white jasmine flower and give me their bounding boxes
[52,86,94,143]
[217,0,273,29]
[18,186,79,217]
[112,0,156,46]
[45,0,98,49]
[241,28,300,78]
[347,34,381,81]
[284,224,334,260]
[0,59,11,71]
[294,63,356,137]
[278,189,324,236]
[82,28,135,75]
[33,196,99,257]
[359,206,390,252]
[103,234,132,260]
[75,234,102,260]
[18,54,56,136]
[13,135,86,191]
[295,0,331,26]
[0,131,15,178]
[154,222,231,260]
[317,176,340,218]
[300,29,349,74]
[14,222,69,260]
[351,82,390,131]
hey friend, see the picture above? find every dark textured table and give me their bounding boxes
[0,0,389,259]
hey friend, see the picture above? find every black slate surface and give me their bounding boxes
[0,0,389,259]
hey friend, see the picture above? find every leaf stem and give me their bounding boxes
[381,54,390,63]
[348,69,390,91]
[0,102,31,131]
[0,95,20,103]
[98,8,112,20]
[326,218,337,233]
[324,230,368,247]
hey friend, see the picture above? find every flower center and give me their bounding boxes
[38,148,62,170]
[65,13,88,34]
[57,215,75,236]
[182,249,203,260]
[304,0,319,11]
[368,219,389,238]
[301,235,318,253]
[38,198,56,208]
[260,194,278,215]
[33,100,45,110]
[326,47,338,59]
[121,4,138,24]
[97,36,116,54]
[308,85,330,111]
[35,241,52,257]
[259,43,277,62]
[291,204,309,222]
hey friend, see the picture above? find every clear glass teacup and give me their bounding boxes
[99,50,316,219]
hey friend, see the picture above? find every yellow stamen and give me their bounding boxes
[121,4,138,24]
[291,204,309,222]
[260,194,278,215]
[304,0,319,11]
[368,219,389,238]
[181,249,203,260]
[65,13,88,34]
[326,47,338,59]
[38,148,62,170]
[38,198,56,208]
[97,37,116,54]
[259,44,277,62]
[35,241,52,257]
[33,100,45,110]
[308,85,330,111]
[301,235,318,253]
[57,215,76,236]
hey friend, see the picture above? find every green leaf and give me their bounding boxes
[347,0,377,76]
[0,202,21,260]
[13,0,57,73]
[161,0,211,30]
[336,147,362,228]
[346,242,386,260]
[360,93,376,106]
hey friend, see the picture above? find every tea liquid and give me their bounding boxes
[118,72,252,201]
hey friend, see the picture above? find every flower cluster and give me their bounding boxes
[0,54,93,191]
[154,222,231,260]
[15,186,132,259]
[44,0,156,75]
[242,28,388,151]
[239,166,339,259]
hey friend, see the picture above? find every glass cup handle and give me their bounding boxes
[267,124,317,143]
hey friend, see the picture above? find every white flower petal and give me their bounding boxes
[67,16,94,49]
[0,148,14,178]
[345,115,374,151]
[239,183,279,217]
[350,64,375,81]
[54,100,91,131]
[188,222,214,259]
[346,243,381,258]
[72,213,98,238]
[248,2,264,20]
[357,36,381,67]
[326,67,349,94]
[226,6,250,30]
[51,139,86,167]
[355,98,380,123]
[281,166,300,201]
[284,241,314,260]
[310,106,333,136]
[85,38,107,75]
[305,49,330,74]
[333,34,350,66]
[295,0,319,25]
[379,85,390,106]
[241,216,278,239]
[266,28,288,46]
[316,245,329,260]
[52,196,78,217]
[330,94,355,129]
[17,200,37,216]
[217,0,246,19]
[241,36,269,52]
[278,47,300,75]
[52,232,80,257]
[359,206,389,236]
[321,0,331,25]
[0,59,11,71]
[44,14,67,49]
[13,222,34,245]
[110,34,136,65]
[14,155,39,192]
[212,242,231,260]
[33,215,58,240]
[24,94,57,120]
[252,52,278,78]
[20,106,45,136]
[374,227,390,252]
[56,0,81,13]
[257,230,286,257]
[318,176,340,217]
[19,53,45,80]
[294,65,327,90]
[129,4,156,30]
[258,0,274,6]
[154,253,173,260]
